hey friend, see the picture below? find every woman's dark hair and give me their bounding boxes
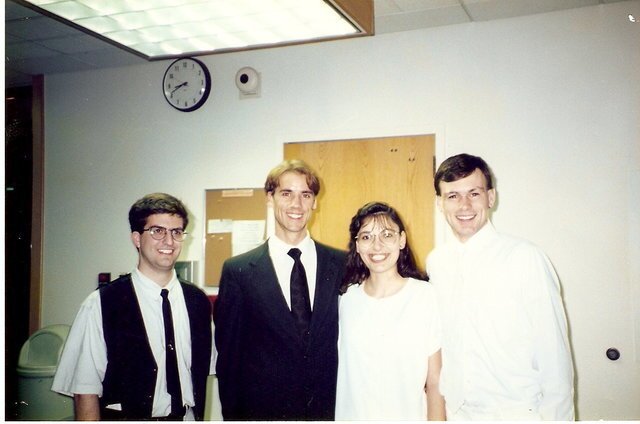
[128,192,189,233]
[340,201,428,294]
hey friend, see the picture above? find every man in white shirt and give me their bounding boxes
[427,153,574,420]
[52,193,214,420]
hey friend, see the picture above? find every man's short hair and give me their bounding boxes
[264,159,321,196]
[434,153,494,196]
[128,193,189,233]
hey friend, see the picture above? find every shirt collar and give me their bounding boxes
[132,267,179,296]
[268,232,313,256]
[453,220,497,252]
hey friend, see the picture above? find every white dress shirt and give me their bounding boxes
[52,268,214,419]
[268,233,318,310]
[426,222,574,420]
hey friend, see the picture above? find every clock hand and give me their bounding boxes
[171,81,188,94]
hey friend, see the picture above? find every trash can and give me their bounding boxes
[16,324,74,420]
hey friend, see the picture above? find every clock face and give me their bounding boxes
[163,57,211,112]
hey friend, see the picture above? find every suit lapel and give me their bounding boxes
[247,241,340,346]
[309,244,340,333]
[247,243,301,342]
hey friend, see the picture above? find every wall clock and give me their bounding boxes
[162,57,211,112]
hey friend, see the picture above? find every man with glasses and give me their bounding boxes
[214,160,346,420]
[427,154,574,420]
[52,193,213,420]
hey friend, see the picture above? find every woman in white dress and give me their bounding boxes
[335,202,445,420]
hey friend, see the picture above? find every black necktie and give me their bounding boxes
[160,289,184,417]
[288,248,311,338]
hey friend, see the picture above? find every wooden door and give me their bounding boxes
[284,135,435,269]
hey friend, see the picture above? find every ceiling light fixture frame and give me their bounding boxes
[12,0,374,61]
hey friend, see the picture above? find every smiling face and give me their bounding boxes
[437,168,496,243]
[356,215,406,277]
[131,213,184,286]
[267,171,317,245]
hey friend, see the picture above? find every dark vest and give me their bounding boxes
[99,274,212,420]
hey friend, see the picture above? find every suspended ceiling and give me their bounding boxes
[5,0,628,88]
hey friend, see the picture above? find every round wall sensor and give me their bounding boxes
[235,67,259,93]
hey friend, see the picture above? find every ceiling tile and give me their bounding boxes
[5,33,25,44]
[5,41,60,59]
[463,0,600,22]
[376,4,469,33]
[71,48,146,68]
[38,34,115,54]
[6,54,98,75]
[375,0,403,15]
[6,15,84,41]
[5,1,41,20]
[392,0,462,13]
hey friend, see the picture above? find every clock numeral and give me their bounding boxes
[174,65,179,72]
[168,73,174,80]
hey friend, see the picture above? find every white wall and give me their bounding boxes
[42,1,640,420]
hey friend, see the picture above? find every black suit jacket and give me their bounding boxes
[214,240,346,420]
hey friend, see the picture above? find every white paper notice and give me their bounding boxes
[232,220,266,256]
[207,219,233,234]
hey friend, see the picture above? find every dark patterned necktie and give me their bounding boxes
[160,289,184,417]
[288,248,311,337]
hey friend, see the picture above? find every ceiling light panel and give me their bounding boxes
[19,0,369,59]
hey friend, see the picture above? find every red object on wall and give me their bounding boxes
[208,295,217,313]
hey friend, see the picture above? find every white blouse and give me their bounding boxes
[335,278,441,420]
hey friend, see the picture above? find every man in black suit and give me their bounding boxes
[214,159,346,420]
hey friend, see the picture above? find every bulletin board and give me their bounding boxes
[204,188,267,287]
